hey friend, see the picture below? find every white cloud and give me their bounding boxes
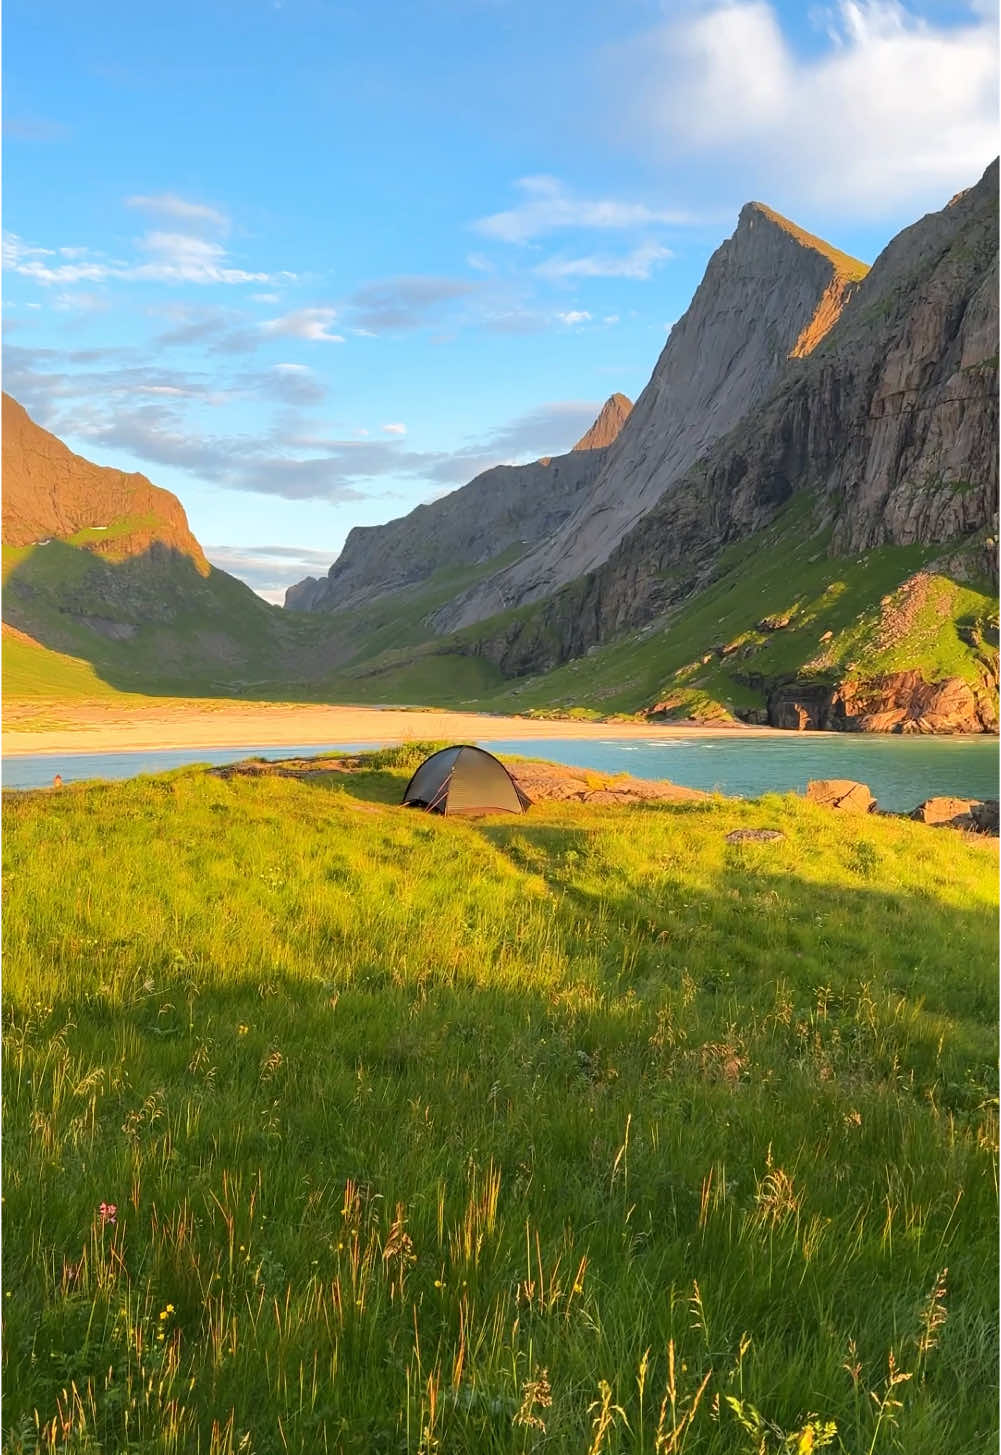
[126,193,229,231]
[557,310,592,325]
[4,227,279,287]
[603,314,620,325]
[51,290,109,313]
[537,243,671,280]
[381,422,407,435]
[473,175,703,243]
[261,307,344,341]
[134,231,272,284]
[616,1,999,213]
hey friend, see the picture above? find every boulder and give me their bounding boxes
[806,779,876,813]
[757,613,792,631]
[725,828,785,843]
[910,796,979,829]
[972,799,1000,834]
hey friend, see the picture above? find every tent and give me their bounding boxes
[401,745,530,816]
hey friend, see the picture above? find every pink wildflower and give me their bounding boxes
[99,1202,117,1226]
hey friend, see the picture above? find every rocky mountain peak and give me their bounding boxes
[739,202,870,282]
[433,199,869,632]
[572,394,633,452]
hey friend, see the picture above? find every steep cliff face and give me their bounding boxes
[2,393,209,568]
[435,205,867,632]
[283,395,632,613]
[467,162,998,699]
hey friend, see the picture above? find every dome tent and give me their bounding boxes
[401,745,530,816]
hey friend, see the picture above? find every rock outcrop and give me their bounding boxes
[763,665,999,735]
[806,780,877,813]
[570,393,632,452]
[284,395,633,613]
[911,797,999,834]
[911,796,980,829]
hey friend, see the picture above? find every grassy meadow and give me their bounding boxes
[2,746,998,1453]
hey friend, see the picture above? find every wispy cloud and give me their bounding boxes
[261,307,343,341]
[473,175,702,243]
[9,342,604,506]
[3,115,71,142]
[346,275,479,333]
[126,193,229,231]
[250,363,328,405]
[556,310,592,325]
[3,227,281,288]
[538,242,671,280]
[612,1,999,214]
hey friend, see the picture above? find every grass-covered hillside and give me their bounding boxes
[475,506,999,724]
[3,748,997,1452]
[4,492,995,729]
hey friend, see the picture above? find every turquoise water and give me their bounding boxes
[486,735,999,812]
[3,733,998,811]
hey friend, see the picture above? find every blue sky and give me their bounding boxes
[4,0,997,600]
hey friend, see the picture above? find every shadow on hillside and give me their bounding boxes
[1,540,363,702]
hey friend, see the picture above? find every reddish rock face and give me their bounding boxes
[911,797,979,829]
[1,393,208,570]
[840,670,998,735]
[572,395,633,452]
[806,779,877,813]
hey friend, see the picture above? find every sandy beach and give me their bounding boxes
[0,698,800,759]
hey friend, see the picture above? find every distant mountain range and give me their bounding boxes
[3,164,997,731]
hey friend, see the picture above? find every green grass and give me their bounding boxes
[4,498,996,726]
[474,505,998,721]
[3,749,997,1452]
[0,631,126,704]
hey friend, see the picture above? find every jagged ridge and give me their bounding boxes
[433,202,867,632]
[284,394,633,613]
[458,163,998,730]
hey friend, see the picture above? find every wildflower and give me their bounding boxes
[166,1303,175,1313]
[237,1025,249,1036]
[99,1202,117,1226]
[434,1279,444,1288]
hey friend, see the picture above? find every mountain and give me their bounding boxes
[2,393,209,563]
[284,393,632,613]
[435,203,868,631]
[1,395,294,696]
[459,162,998,732]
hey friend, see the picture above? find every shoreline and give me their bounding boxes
[0,699,868,759]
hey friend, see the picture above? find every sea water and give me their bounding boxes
[3,733,998,812]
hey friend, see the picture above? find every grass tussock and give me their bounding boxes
[2,751,998,1453]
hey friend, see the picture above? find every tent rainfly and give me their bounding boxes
[401,745,530,815]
